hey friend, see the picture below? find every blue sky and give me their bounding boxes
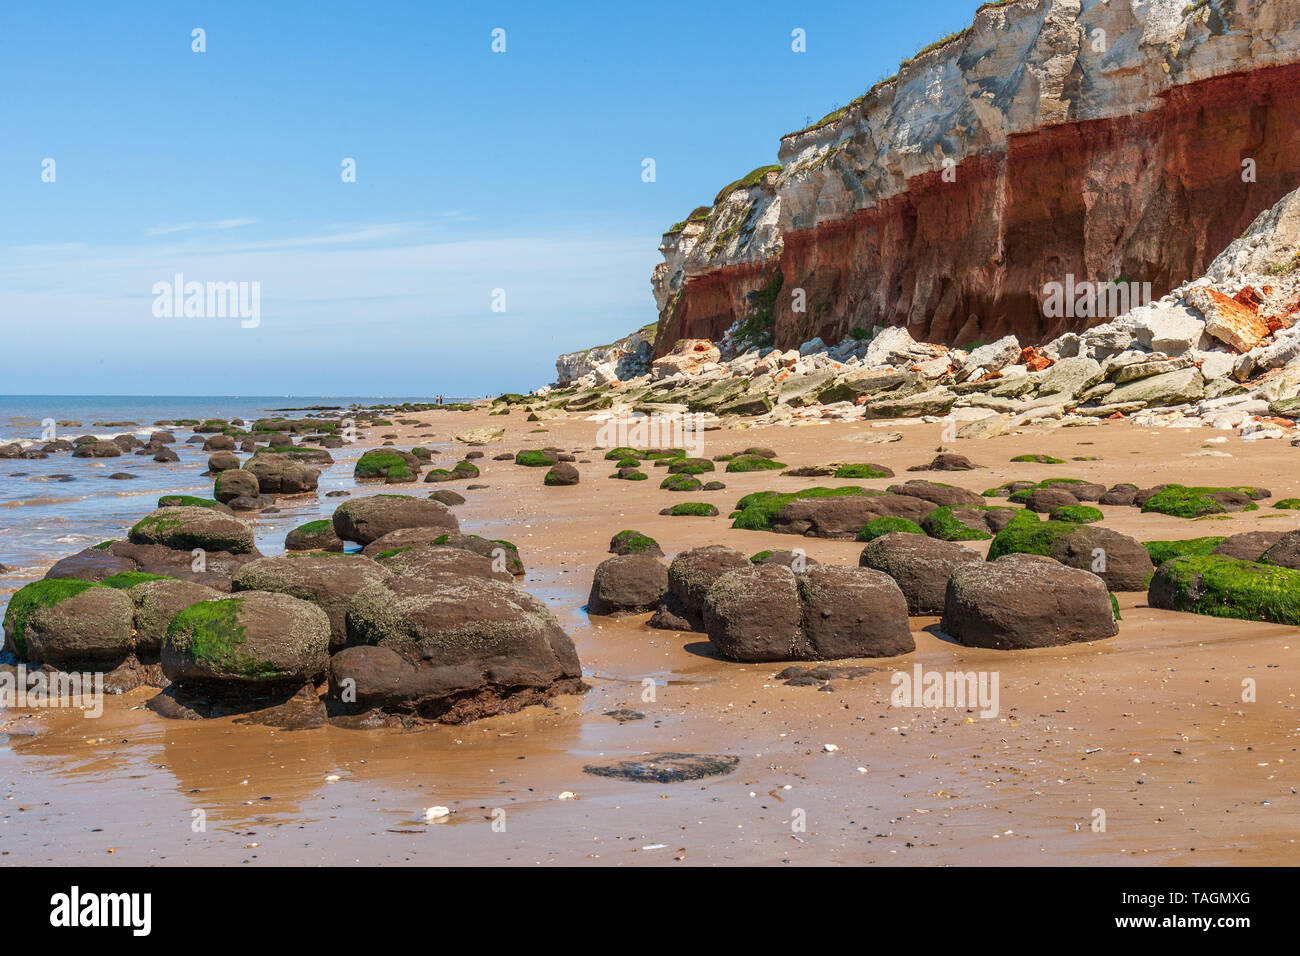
[0,0,983,396]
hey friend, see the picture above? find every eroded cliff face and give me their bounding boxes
[652,0,1300,356]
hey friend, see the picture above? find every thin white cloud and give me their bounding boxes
[146,218,257,237]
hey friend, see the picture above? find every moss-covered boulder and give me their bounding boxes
[515,449,558,467]
[857,516,924,541]
[725,454,785,473]
[660,473,701,492]
[332,494,458,546]
[667,457,715,475]
[424,460,479,483]
[1148,554,1300,624]
[986,510,1076,561]
[1049,504,1104,524]
[544,462,580,486]
[128,506,256,555]
[354,450,420,484]
[609,530,662,557]
[232,554,391,652]
[942,555,1118,649]
[1143,536,1227,566]
[129,579,223,655]
[731,486,873,532]
[830,462,894,479]
[425,532,525,576]
[922,505,1016,541]
[3,579,133,663]
[660,502,719,516]
[1140,484,1266,518]
[162,592,330,686]
[285,519,344,553]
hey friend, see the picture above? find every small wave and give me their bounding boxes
[0,496,83,509]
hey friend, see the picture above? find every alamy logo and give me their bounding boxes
[1041,274,1151,320]
[151,273,260,327]
[595,412,706,458]
[890,664,1000,718]
[49,886,151,936]
[0,664,103,717]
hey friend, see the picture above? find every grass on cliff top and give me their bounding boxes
[712,165,782,206]
[1155,554,1300,625]
[731,486,869,532]
[665,205,713,234]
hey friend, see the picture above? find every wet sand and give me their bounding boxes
[2,409,1298,865]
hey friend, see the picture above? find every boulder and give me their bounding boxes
[213,468,259,504]
[72,440,122,458]
[128,506,256,555]
[379,545,515,585]
[941,555,1118,649]
[129,579,223,655]
[794,564,914,658]
[772,493,935,537]
[648,544,749,631]
[859,532,983,614]
[587,555,669,615]
[701,564,914,661]
[1048,525,1154,592]
[333,575,583,720]
[245,453,320,494]
[1213,531,1288,562]
[1025,487,1080,512]
[207,451,240,474]
[886,480,984,508]
[162,591,331,686]
[4,580,134,664]
[608,530,663,557]
[232,554,391,652]
[284,520,344,553]
[544,462,580,486]
[700,564,804,661]
[332,494,459,546]
[1260,530,1300,570]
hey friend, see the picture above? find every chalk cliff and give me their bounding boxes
[651,0,1300,355]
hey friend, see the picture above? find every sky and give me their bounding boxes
[0,0,984,396]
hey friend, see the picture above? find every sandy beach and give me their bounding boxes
[3,406,1296,866]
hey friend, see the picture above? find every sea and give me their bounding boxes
[0,395,464,601]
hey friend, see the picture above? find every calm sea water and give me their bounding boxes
[0,395,466,602]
